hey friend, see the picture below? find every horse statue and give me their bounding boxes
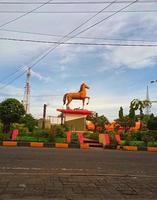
[63,83,90,109]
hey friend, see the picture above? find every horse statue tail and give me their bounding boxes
[63,93,67,105]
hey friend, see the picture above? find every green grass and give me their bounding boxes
[55,137,66,143]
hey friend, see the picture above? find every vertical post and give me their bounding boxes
[42,104,47,129]
[61,112,64,125]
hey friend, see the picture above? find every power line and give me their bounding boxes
[1,28,157,43]
[1,37,157,46]
[71,0,138,38]
[0,10,157,14]
[0,0,55,84]
[0,0,138,89]
[0,0,54,28]
[0,0,118,89]
[0,66,26,85]
[0,1,156,4]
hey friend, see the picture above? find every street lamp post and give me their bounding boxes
[42,104,47,129]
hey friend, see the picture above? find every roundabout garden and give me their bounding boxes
[0,97,156,151]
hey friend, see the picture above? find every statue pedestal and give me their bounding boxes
[57,109,93,131]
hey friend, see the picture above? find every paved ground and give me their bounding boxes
[0,147,156,200]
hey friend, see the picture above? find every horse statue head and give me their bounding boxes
[79,82,90,92]
[63,83,90,109]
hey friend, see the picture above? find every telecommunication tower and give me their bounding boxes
[23,67,31,113]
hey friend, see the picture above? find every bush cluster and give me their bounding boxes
[84,132,99,140]
[121,131,157,142]
[0,133,11,141]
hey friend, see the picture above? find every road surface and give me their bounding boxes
[0,147,156,200]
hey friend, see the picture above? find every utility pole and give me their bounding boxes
[145,85,151,115]
[23,67,31,114]
[42,104,47,129]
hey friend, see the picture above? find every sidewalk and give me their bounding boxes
[0,172,156,200]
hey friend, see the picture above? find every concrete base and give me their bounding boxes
[57,109,93,131]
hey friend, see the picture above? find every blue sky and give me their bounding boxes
[0,0,157,120]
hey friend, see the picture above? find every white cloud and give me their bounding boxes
[31,69,52,83]
[100,46,157,71]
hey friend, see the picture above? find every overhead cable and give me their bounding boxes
[0,0,54,28]
[1,28,157,43]
[0,1,156,4]
[1,37,157,46]
[0,0,118,88]
[0,0,138,89]
[0,10,157,14]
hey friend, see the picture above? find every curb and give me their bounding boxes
[0,141,90,149]
[0,141,157,151]
[121,146,157,152]
[3,141,17,146]
[80,143,89,149]
[55,143,68,148]
[30,142,44,148]
[123,146,138,151]
[147,147,157,152]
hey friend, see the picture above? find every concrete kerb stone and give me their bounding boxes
[0,141,157,151]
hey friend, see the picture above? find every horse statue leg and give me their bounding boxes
[82,99,85,109]
[82,97,90,109]
[66,95,72,109]
[86,96,90,105]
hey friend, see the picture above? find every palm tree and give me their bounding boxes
[130,99,151,116]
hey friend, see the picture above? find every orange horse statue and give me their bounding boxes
[63,83,90,109]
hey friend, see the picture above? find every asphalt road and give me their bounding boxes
[0,147,156,200]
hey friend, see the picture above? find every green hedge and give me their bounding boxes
[128,141,146,147]
[147,141,157,147]
[32,130,49,138]
[84,132,99,140]
[121,140,126,146]
[55,137,66,143]
[122,131,157,142]
[16,136,49,142]
[0,133,11,141]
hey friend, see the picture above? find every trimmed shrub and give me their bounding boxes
[0,133,11,141]
[71,133,78,140]
[84,132,99,140]
[16,136,49,143]
[128,140,146,147]
[55,137,66,143]
[32,129,49,138]
[53,125,67,138]
[147,141,157,147]
[141,131,157,142]
[121,140,126,146]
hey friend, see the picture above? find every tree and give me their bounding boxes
[129,105,136,122]
[119,107,124,119]
[20,114,38,132]
[147,115,157,130]
[0,98,25,133]
[130,99,151,117]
